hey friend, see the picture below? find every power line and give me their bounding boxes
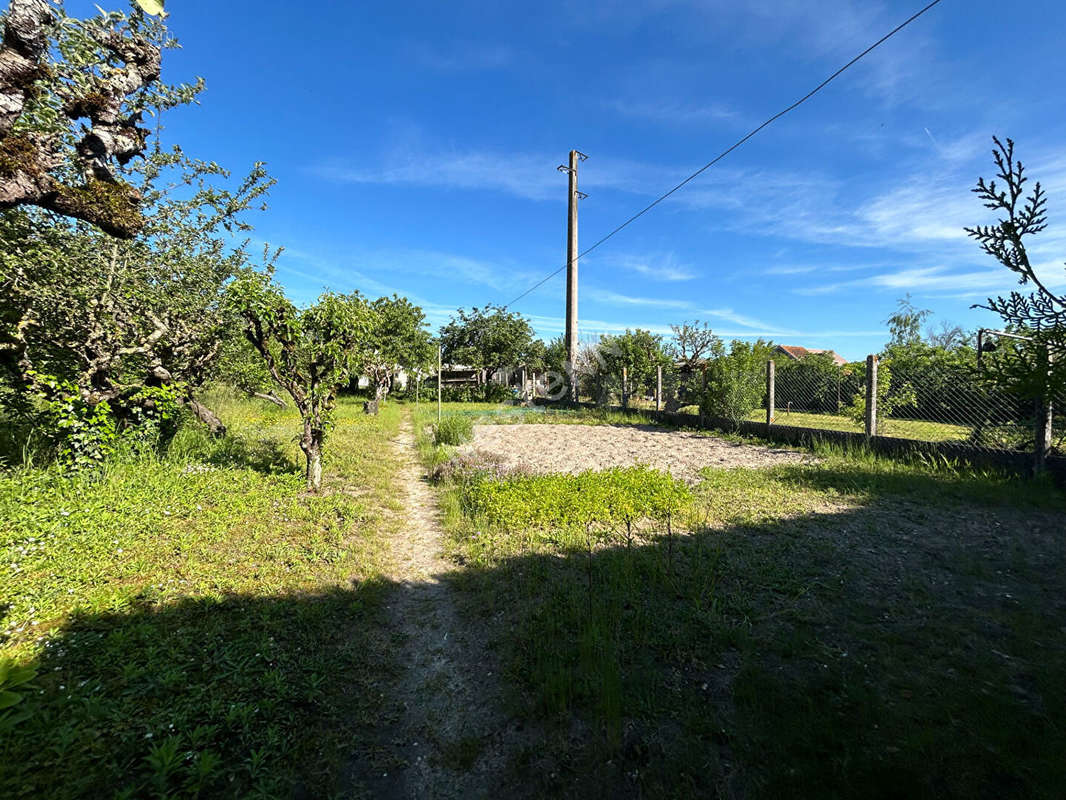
[502,0,945,310]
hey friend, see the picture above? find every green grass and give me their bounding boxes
[0,392,405,799]
[425,410,1066,798]
[748,407,988,443]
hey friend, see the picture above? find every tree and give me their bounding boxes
[597,328,671,404]
[964,136,1065,400]
[363,295,433,401]
[666,320,722,411]
[0,0,201,237]
[700,339,774,429]
[1,149,274,439]
[438,305,535,400]
[884,294,932,348]
[227,271,372,492]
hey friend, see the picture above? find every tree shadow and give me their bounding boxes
[198,431,298,475]
[4,501,1065,799]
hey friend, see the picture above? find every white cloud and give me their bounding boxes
[310,149,675,201]
[601,252,698,281]
[701,307,792,333]
[585,288,693,309]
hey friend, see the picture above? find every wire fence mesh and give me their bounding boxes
[767,360,1059,453]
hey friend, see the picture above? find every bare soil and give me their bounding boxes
[358,417,530,799]
[460,422,814,483]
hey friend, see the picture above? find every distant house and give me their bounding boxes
[774,345,848,367]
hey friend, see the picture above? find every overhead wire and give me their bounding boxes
[501,0,945,310]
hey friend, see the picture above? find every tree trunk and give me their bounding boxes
[301,423,323,492]
[186,398,226,436]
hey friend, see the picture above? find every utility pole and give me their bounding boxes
[558,150,587,403]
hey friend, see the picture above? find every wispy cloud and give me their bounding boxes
[407,41,514,71]
[793,264,1038,297]
[310,147,679,201]
[602,252,698,282]
[702,307,792,333]
[585,288,692,309]
[606,98,743,127]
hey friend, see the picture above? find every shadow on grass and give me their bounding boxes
[167,424,299,477]
[4,500,1065,799]
[1,582,397,799]
[769,457,1066,509]
[440,499,1066,799]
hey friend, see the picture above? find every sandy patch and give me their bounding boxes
[459,423,814,484]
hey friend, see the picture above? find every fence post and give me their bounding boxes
[864,354,877,438]
[622,366,629,409]
[1035,349,1054,474]
[766,359,775,434]
[437,345,442,426]
[656,365,662,413]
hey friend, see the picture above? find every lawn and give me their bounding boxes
[422,413,1066,798]
[5,399,1065,798]
[0,392,404,799]
[748,407,977,442]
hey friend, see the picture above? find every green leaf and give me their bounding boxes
[0,690,25,710]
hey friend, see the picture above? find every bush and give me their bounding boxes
[434,415,474,446]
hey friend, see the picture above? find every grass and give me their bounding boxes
[748,407,998,443]
[5,397,1065,797]
[424,408,1066,798]
[0,391,405,798]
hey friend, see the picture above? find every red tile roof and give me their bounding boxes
[775,345,848,366]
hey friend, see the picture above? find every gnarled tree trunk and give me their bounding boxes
[300,422,324,492]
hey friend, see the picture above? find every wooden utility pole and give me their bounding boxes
[559,150,587,402]
[437,345,442,426]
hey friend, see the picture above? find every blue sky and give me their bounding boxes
[84,1,1066,359]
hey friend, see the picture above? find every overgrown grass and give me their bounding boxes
[433,414,474,446]
[425,411,1066,798]
[0,393,404,798]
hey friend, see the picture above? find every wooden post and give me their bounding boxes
[622,366,628,409]
[437,345,442,426]
[766,359,775,433]
[864,354,877,438]
[656,365,662,413]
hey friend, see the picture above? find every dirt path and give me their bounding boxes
[364,414,525,799]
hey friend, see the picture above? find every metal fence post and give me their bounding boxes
[864,354,878,438]
[766,359,775,434]
[656,365,662,413]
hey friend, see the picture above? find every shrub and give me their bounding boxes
[434,415,474,446]
[431,449,533,484]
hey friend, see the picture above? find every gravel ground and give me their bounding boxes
[459,423,815,484]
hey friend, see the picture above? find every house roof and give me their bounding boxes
[775,345,848,366]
